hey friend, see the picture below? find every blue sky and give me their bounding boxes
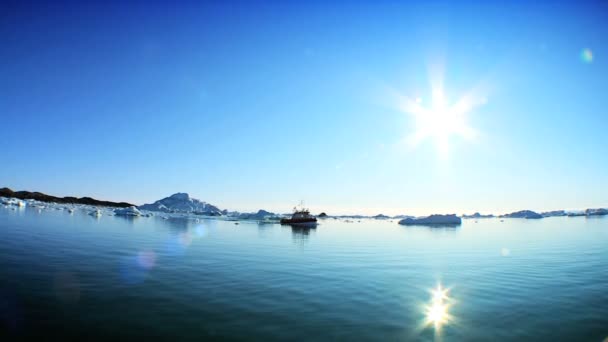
[1,1,607,215]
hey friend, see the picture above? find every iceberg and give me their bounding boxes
[89,209,102,217]
[114,206,142,216]
[237,209,278,220]
[501,210,542,219]
[585,208,608,216]
[541,210,566,217]
[398,214,461,226]
[1,197,26,207]
[462,212,494,219]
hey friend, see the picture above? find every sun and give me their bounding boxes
[398,83,485,158]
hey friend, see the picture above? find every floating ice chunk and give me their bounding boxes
[500,210,542,219]
[398,214,462,226]
[237,209,276,220]
[89,209,102,217]
[585,208,608,216]
[1,198,26,207]
[114,206,142,217]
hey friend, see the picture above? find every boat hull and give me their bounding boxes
[284,222,318,228]
[280,218,318,227]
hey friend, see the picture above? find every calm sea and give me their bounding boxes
[0,206,607,341]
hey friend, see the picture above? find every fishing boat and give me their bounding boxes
[280,206,318,227]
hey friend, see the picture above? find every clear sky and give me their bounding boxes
[1,1,607,215]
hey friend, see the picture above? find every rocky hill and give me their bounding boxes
[0,187,133,208]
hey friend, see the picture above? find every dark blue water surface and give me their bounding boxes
[0,206,607,341]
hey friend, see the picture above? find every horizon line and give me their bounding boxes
[2,186,606,218]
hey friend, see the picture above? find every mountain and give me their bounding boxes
[139,193,222,215]
[0,187,133,208]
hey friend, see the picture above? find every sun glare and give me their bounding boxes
[425,284,451,329]
[398,82,485,158]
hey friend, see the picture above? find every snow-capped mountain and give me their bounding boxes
[139,193,222,215]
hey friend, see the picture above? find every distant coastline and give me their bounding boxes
[1,187,607,220]
[0,187,134,208]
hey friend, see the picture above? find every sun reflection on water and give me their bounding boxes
[425,284,452,330]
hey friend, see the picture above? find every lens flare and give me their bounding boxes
[194,224,208,238]
[119,255,149,285]
[179,232,193,246]
[137,250,157,270]
[580,48,593,63]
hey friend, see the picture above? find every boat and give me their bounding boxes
[280,206,318,227]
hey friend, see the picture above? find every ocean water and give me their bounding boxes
[0,206,607,341]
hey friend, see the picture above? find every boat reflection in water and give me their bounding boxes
[289,226,316,244]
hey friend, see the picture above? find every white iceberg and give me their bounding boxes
[89,209,102,217]
[114,206,142,217]
[1,198,26,207]
[237,209,277,220]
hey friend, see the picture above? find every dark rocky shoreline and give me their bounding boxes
[0,187,134,208]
